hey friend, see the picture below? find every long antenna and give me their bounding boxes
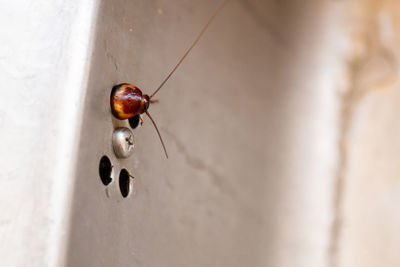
[146,111,168,158]
[150,0,230,99]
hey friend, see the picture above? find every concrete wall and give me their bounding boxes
[333,1,400,266]
[1,0,399,266]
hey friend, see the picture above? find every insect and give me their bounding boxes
[110,0,230,158]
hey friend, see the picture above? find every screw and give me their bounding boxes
[112,127,134,158]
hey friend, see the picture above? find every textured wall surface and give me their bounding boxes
[333,1,400,267]
[2,0,400,266]
[0,0,98,266]
[66,1,342,266]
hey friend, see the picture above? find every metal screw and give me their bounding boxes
[112,127,134,158]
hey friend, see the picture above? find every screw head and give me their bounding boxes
[112,127,134,158]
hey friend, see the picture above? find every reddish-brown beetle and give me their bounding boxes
[110,84,150,120]
[110,0,230,158]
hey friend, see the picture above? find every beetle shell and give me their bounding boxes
[110,83,143,120]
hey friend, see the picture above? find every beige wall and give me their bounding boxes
[334,1,400,266]
[1,0,400,266]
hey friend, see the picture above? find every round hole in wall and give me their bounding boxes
[119,169,132,198]
[128,115,140,129]
[99,155,113,186]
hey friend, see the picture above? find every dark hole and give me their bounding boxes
[128,115,140,129]
[119,169,132,198]
[99,155,113,186]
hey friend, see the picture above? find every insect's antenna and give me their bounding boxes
[150,0,230,99]
[145,111,168,158]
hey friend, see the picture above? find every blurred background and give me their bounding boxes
[1,0,400,266]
